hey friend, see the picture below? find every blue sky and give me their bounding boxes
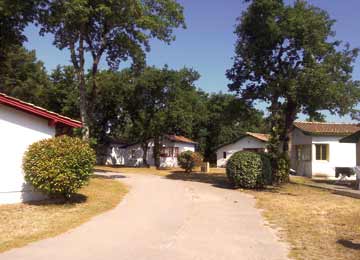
[24,0,360,122]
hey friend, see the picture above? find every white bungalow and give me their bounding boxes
[290,121,360,179]
[106,135,197,168]
[215,132,269,167]
[0,93,82,204]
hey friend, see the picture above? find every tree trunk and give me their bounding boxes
[69,29,90,141]
[281,101,297,154]
[153,135,161,169]
[141,141,150,167]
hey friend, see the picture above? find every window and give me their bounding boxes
[295,145,311,161]
[223,152,227,159]
[315,144,329,161]
[174,147,179,157]
[160,147,179,157]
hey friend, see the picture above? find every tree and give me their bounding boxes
[126,66,201,168]
[47,65,80,118]
[0,0,44,83]
[0,0,41,60]
[90,70,133,162]
[0,46,50,107]
[38,0,186,140]
[201,93,265,163]
[227,0,360,182]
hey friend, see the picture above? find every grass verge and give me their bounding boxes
[0,176,127,253]
[247,182,360,260]
[95,165,226,176]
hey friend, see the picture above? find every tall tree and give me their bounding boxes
[126,66,201,168]
[227,0,360,182]
[38,0,186,139]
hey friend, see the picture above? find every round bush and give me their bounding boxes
[226,151,271,189]
[23,136,96,199]
[177,151,203,173]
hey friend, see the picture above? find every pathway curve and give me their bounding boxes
[0,172,289,260]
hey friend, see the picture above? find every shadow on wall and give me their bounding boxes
[20,183,47,203]
[21,183,88,206]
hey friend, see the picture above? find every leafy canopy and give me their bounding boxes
[228,0,359,118]
[38,0,186,70]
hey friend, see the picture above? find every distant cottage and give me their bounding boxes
[106,135,197,168]
[215,132,269,167]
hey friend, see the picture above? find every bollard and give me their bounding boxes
[201,162,210,173]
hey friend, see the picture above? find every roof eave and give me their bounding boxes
[0,94,82,128]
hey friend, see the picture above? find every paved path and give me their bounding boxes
[0,172,289,260]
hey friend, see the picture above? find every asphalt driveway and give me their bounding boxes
[0,172,289,260]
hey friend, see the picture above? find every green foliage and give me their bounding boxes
[272,153,290,184]
[37,0,186,139]
[38,0,186,70]
[23,136,96,199]
[177,151,203,173]
[200,93,266,162]
[46,65,80,119]
[0,0,42,58]
[0,47,50,107]
[226,151,272,189]
[125,66,203,167]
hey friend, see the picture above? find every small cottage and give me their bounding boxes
[106,135,197,168]
[215,132,269,167]
[0,93,82,204]
[290,121,360,179]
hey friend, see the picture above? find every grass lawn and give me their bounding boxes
[95,165,226,176]
[0,175,127,253]
[247,180,360,260]
[95,165,177,176]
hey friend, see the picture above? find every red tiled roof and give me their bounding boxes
[0,92,82,128]
[166,135,197,144]
[294,121,360,136]
[246,132,270,142]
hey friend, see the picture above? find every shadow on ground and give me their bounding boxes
[337,239,360,250]
[313,180,357,190]
[93,174,127,179]
[25,193,88,206]
[165,171,233,189]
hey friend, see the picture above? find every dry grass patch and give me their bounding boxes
[95,165,175,176]
[247,182,360,260]
[0,176,127,253]
[95,165,225,176]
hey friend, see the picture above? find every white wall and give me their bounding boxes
[216,136,266,167]
[0,105,54,204]
[290,128,313,177]
[290,128,357,179]
[311,136,356,178]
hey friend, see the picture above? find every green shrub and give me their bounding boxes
[23,136,96,199]
[177,151,203,173]
[226,151,272,189]
[272,153,290,184]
